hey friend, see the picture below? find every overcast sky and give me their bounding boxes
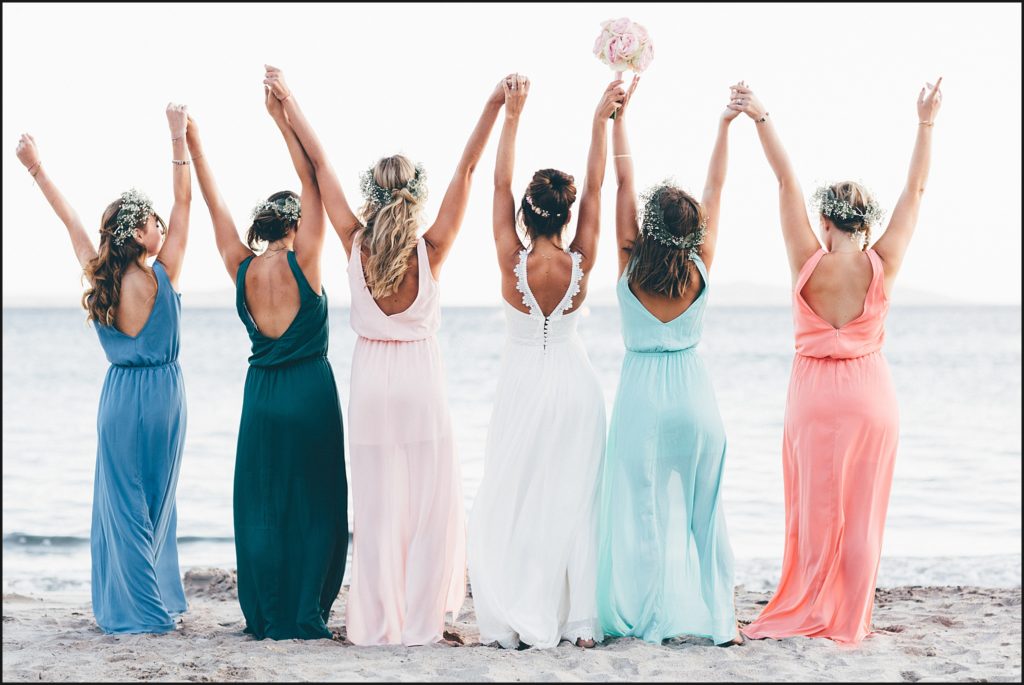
[3,2,1021,305]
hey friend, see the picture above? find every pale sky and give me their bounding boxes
[3,2,1021,305]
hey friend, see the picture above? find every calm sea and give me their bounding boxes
[2,305,1021,595]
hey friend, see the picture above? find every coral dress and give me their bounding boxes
[345,235,466,646]
[743,248,899,644]
[468,248,606,649]
[597,257,736,645]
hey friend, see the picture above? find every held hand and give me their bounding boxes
[166,103,188,139]
[489,74,515,107]
[917,76,943,124]
[503,73,530,119]
[596,79,626,121]
[614,75,640,122]
[15,133,40,170]
[722,83,742,122]
[264,85,286,122]
[263,64,292,101]
[727,81,767,121]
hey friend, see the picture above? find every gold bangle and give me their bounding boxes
[918,121,934,126]
[27,161,42,177]
[191,153,205,162]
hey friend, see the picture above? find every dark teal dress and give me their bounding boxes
[234,251,349,640]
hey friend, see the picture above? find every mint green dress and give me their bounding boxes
[233,251,349,640]
[596,257,736,644]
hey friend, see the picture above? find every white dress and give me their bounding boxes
[468,248,607,649]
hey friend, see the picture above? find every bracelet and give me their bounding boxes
[191,153,204,161]
[171,135,186,141]
[918,121,934,127]
[27,161,42,177]
[613,154,632,158]
[756,112,770,123]
[172,159,190,166]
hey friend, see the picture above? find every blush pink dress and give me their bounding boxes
[743,248,899,644]
[344,235,466,646]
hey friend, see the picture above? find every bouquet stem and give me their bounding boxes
[610,70,624,119]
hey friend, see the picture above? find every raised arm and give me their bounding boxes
[493,74,528,266]
[15,134,98,274]
[699,91,742,271]
[871,77,943,284]
[156,103,192,288]
[571,79,624,270]
[264,86,325,289]
[612,77,640,276]
[729,82,819,278]
[184,115,253,282]
[421,78,505,276]
[265,65,362,257]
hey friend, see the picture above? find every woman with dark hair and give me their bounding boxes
[467,76,624,650]
[735,78,943,643]
[186,85,347,640]
[595,78,743,647]
[15,104,193,634]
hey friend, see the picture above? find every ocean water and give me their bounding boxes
[2,305,1021,595]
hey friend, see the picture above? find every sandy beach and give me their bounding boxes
[2,569,1020,682]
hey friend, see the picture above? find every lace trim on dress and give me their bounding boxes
[551,251,584,320]
[562,618,598,643]
[513,249,541,315]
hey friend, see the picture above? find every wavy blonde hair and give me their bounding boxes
[82,198,162,326]
[357,155,427,299]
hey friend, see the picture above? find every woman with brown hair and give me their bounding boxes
[595,78,743,647]
[15,104,193,634]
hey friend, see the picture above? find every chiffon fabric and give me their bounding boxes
[743,248,899,644]
[597,257,736,645]
[233,251,349,640]
[345,235,466,646]
[468,248,606,649]
[91,259,187,634]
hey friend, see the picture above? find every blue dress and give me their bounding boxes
[91,260,188,633]
[596,257,736,644]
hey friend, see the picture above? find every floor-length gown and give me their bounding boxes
[743,247,899,644]
[91,260,188,633]
[597,256,736,645]
[345,235,466,646]
[468,248,607,649]
[233,251,349,640]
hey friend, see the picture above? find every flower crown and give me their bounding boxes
[638,180,707,261]
[113,188,155,246]
[526,193,563,219]
[359,161,427,208]
[810,185,885,228]
[250,196,302,224]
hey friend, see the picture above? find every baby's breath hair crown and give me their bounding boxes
[810,184,885,228]
[526,193,556,218]
[113,188,155,246]
[250,196,301,224]
[638,179,707,261]
[360,161,428,208]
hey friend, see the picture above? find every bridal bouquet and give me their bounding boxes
[593,18,653,118]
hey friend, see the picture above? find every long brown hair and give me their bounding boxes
[82,198,163,326]
[626,186,705,298]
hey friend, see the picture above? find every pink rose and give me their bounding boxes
[616,32,639,59]
[634,43,654,72]
[610,17,632,34]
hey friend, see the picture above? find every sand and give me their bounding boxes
[2,569,1020,682]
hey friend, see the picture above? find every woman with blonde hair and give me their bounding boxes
[186,84,347,640]
[733,78,944,643]
[265,65,505,646]
[15,104,193,634]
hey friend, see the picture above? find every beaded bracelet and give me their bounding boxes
[756,112,770,123]
[172,159,190,166]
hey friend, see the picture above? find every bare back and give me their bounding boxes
[629,269,705,324]
[502,247,586,317]
[242,252,301,339]
[799,251,873,329]
[361,245,425,316]
[113,266,161,337]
